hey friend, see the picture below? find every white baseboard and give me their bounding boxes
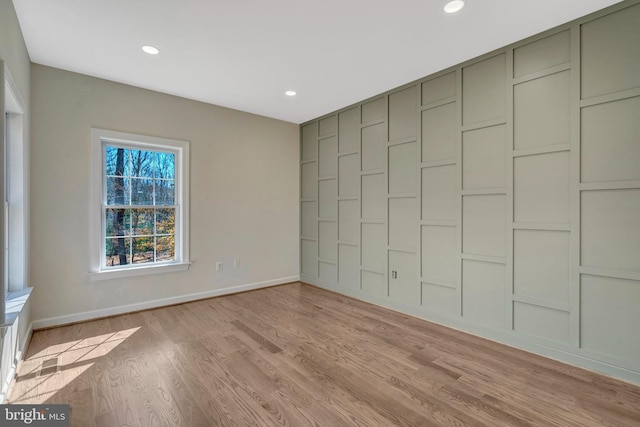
[32,276,300,330]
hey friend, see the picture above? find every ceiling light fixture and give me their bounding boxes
[285,90,297,96]
[443,0,465,14]
[142,45,160,55]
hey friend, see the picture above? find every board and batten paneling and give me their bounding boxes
[578,2,640,375]
[300,0,640,385]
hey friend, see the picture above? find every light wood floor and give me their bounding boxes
[8,283,640,426]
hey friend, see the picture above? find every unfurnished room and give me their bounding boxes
[1,0,639,425]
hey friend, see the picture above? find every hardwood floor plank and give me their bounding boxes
[287,351,405,426]
[7,282,640,426]
[295,342,437,426]
[229,320,283,354]
[163,342,239,425]
[385,375,485,427]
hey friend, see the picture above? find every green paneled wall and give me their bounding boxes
[300,0,640,384]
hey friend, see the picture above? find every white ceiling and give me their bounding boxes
[13,0,622,124]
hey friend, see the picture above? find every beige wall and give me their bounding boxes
[30,64,299,325]
[0,0,32,400]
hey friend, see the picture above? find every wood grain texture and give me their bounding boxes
[7,283,640,426]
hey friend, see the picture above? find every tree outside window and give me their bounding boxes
[104,146,176,267]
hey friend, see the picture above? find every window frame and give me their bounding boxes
[2,62,32,326]
[90,128,190,281]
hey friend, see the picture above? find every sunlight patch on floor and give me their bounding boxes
[8,327,140,404]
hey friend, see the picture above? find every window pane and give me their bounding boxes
[131,178,153,205]
[105,146,129,177]
[105,237,131,266]
[131,209,154,236]
[157,235,175,262]
[106,208,130,237]
[155,180,175,205]
[130,150,154,178]
[106,176,130,205]
[132,237,154,264]
[156,208,175,235]
[155,152,175,179]
[100,131,185,271]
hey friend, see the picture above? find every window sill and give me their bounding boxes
[88,262,191,282]
[2,287,33,327]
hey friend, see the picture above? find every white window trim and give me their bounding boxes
[89,128,190,281]
[2,62,32,326]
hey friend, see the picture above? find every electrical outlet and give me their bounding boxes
[215,261,223,272]
[234,259,240,269]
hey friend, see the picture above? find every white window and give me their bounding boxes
[3,63,31,325]
[90,129,190,280]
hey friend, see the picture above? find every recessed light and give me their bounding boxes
[285,90,297,96]
[142,45,160,55]
[443,0,465,13]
